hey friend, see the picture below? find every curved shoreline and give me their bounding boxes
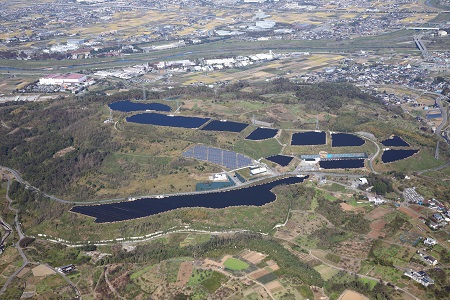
[70,175,307,223]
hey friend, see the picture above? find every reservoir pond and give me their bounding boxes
[265,155,293,167]
[126,113,210,129]
[381,136,410,147]
[320,159,365,169]
[71,176,306,223]
[201,120,248,132]
[109,100,171,112]
[291,131,326,146]
[331,133,365,147]
[382,149,418,163]
[245,128,279,140]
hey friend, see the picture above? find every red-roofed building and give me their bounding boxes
[39,73,87,85]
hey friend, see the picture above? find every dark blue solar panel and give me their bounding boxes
[183,148,194,157]
[193,150,206,159]
[183,146,253,170]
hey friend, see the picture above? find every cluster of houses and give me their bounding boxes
[404,238,439,287]
[427,211,450,230]
[418,239,439,266]
[305,61,449,96]
[402,188,449,230]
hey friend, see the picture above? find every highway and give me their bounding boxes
[435,95,448,137]
[414,35,432,61]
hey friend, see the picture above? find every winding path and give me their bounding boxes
[0,173,81,299]
[0,174,28,296]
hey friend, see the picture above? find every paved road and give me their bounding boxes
[45,264,82,299]
[1,165,359,206]
[355,132,381,174]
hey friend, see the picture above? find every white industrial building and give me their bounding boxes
[39,73,87,85]
[255,20,276,29]
[438,30,448,37]
[250,167,267,175]
[209,173,228,181]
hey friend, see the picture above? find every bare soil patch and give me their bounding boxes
[265,280,283,293]
[368,219,387,238]
[370,219,387,230]
[364,207,391,221]
[32,264,55,277]
[338,289,369,300]
[340,203,355,211]
[53,146,76,158]
[241,250,266,265]
[248,268,271,280]
[175,261,193,287]
[367,230,384,239]
[398,206,420,219]
[409,204,428,214]
[17,267,30,278]
[266,260,279,272]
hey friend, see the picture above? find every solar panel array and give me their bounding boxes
[183,145,253,170]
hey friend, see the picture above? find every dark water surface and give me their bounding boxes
[109,100,171,112]
[382,149,418,163]
[126,113,210,128]
[71,176,306,223]
[246,128,279,140]
[381,136,410,147]
[319,159,365,169]
[331,133,365,147]
[201,120,249,132]
[266,155,293,167]
[291,131,326,146]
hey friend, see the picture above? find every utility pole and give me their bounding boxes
[435,141,439,160]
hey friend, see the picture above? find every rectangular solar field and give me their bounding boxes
[183,145,253,170]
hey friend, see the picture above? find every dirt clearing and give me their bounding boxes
[365,206,391,221]
[32,264,55,277]
[338,289,369,300]
[265,280,283,293]
[241,250,266,265]
[176,261,193,287]
[248,268,271,280]
[398,206,420,219]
